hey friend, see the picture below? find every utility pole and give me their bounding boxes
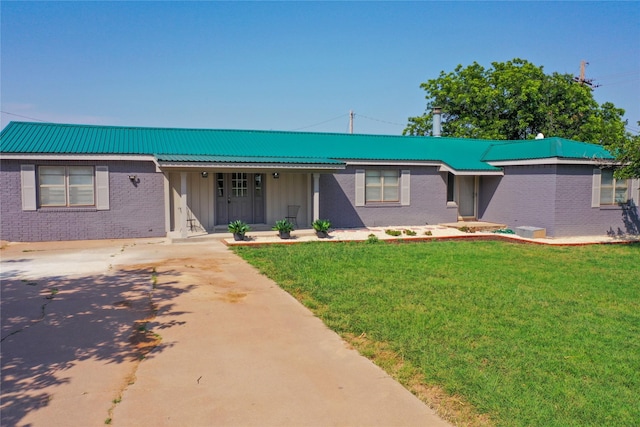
[349,110,354,134]
[573,60,599,89]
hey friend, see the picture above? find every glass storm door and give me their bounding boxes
[457,176,477,219]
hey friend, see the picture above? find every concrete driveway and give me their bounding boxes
[1,238,451,427]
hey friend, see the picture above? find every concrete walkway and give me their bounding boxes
[1,238,452,427]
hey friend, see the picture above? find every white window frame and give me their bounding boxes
[355,169,410,206]
[592,168,637,208]
[365,169,400,203]
[20,164,110,211]
[39,166,95,207]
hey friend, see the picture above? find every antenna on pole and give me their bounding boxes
[349,110,354,134]
[573,60,600,89]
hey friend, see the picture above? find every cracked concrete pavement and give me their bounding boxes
[1,238,451,427]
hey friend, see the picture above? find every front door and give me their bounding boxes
[216,172,265,225]
[457,176,477,219]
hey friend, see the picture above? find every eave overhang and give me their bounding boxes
[342,159,504,175]
[0,153,158,162]
[486,157,617,167]
[154,154,346,172]
[437,164,504,176]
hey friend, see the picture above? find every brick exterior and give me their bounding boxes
[3,158,637,241]
[553,165,639,236]
[479,165,558,235]
[478,164,640,237]
[1,160,166,242]
[320,166,458,228]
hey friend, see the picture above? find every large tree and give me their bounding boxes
[605,122,640,178]
[404,58,630,148]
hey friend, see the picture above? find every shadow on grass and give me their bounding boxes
[0,265,193,426]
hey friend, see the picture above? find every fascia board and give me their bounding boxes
[438,164,504,176]
[0,153,162,171]
[486,157,616,167]
[0,153,157,161]
[157,162,345,171]
[343,159,442,167]
[343,159,504,175]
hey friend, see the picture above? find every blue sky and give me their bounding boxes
[2,1,639,135]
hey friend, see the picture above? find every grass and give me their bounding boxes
[233,240,639,427]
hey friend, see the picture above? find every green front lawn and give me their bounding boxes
[233,240,639,427]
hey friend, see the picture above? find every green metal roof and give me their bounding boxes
[482,137,614,162]
[0,122,614,172]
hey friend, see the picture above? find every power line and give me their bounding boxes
[594,77,640,88]
[1,110,51,123]
[593,69,640,80]
[356,114,405,127]
[625,125,639,135]
[289,114,348,131]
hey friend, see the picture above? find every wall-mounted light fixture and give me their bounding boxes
[272,172,279,179]
[128,175,137,182]
[201,171,209,178]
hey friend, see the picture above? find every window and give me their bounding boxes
[600,169,628,205]
[231,172,248,197]
[355,169,410,207]
[365,170,399,203]
[39,166,95,206]
[447,173,456,202]
[254,174,263,197]
[216,173,224,197]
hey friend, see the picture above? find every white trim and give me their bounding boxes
[487,157,615,167]
[347,160,504,176]
[438,164,503,176]
[157,162,344,171]
[1,153,157,162]
[2,154,162,172]
[180,172,188,238]
[312,173,320,221]
[591,168,601,208]
[95,166,110,210]
[355,169,365,207]
[20,164,37,211]
[344,159,441,167]
[401,170,410,206]
[163,172,171,235]
[631,178,640,207]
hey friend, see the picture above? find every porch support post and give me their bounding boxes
[163,172,171,235]
[312,173,320,222]
[180,172,188,238]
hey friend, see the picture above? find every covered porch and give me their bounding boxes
[159,157,344,238]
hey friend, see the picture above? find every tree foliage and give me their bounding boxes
[605,122,640,179]
[404,58,630,148]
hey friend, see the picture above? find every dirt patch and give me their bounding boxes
[179,258,224,272]
[217,291,248,303]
